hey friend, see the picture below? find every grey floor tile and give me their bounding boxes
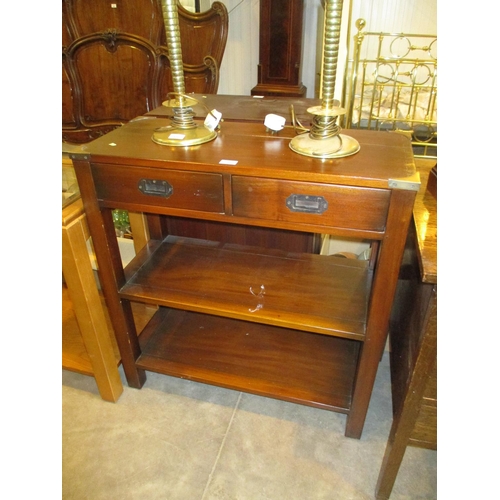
[62,353,436,500]
[63,372,239,500]
[200,353,436,500]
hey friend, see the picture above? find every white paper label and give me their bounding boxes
[264,113,286,131]
[204,109,222,131]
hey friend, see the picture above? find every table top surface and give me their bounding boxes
[73,116,419,191]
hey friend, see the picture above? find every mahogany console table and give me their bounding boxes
[71,113,418,438]
[375,160,437,497]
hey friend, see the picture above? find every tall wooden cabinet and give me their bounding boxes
[251,0,306,97]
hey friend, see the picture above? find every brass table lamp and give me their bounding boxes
[290,0,360,158]
[152,0,217,146]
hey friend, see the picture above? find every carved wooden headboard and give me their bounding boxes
[62,0,228,144]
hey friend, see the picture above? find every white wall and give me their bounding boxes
[349,0,437,34]
[180,0,212,12]
[217,0,261,95]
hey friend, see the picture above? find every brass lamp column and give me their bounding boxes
[152,0,217,146]
[290,0,359,158]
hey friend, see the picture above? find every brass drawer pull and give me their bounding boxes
[138,179,173,198]
[286,194,328,214]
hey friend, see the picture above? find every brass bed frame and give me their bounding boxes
[342,19,437,158]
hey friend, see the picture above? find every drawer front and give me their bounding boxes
[92,164,224,213]
[232,177,390,231]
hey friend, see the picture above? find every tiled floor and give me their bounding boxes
[62,351,436,499]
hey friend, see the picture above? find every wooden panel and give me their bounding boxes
[423,358,437,401]
[120,236,372,340]
[72,36,161,124]
[177,2,228,68]
[62,1,228,143]
[63,0,164,44]
[158,59,222,96]
[267,0,294,80]
[137,307,360,412]
[161,217,319,253]
[232,177,390,231]
[251,0,306,96]
[79,119,418,192]
[410,404,437,448]
[62,62,76,127]
[92,164,224,213]
[389,225,434,414]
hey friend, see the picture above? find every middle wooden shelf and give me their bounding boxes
[120,235,373,340]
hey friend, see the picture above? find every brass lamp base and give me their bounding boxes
[289,132,360,159]
[152,95,217,146]
[152,125,217,147]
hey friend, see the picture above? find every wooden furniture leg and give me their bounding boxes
[62,203,123,402]
[375,286,437,499]
[375,160,437,497]
[128,211,150,254]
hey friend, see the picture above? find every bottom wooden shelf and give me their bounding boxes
[62,285,118,375]
[136,307,360,412]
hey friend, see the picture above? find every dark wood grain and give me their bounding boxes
[159,217,320,254]
[120,235,371,340]
[80,120,418,190]
[92,163,225,213]
[251,0,306,97]
[137,307,359,412]
[73,107,417,438]
[413,159,437,283]
[232,176,390,231]
[62,0,228,143]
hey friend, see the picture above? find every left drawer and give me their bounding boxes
[92,163,224,213]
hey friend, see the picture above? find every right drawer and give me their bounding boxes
[232,176,391,231]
